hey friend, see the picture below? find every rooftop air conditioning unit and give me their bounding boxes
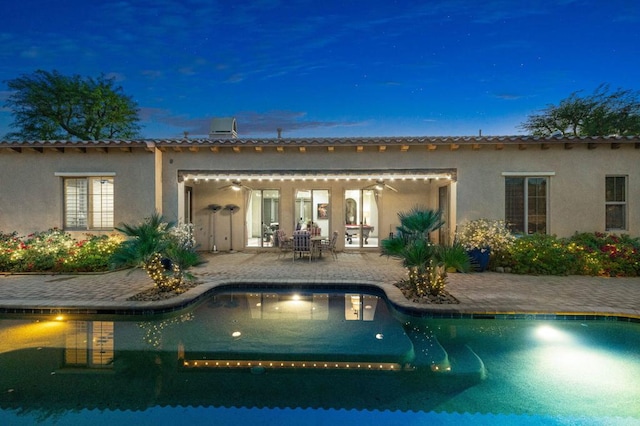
[209,117,238,138]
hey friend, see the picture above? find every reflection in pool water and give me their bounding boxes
[0,288,639,425]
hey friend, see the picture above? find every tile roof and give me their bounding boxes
[0,135,639,148]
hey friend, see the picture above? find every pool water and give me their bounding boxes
[0,288,639,425]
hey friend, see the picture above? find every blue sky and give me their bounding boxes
[1,0,638,139]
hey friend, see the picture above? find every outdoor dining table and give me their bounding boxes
[311,236,326,258]
[289,235,327,260]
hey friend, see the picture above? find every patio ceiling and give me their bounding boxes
[178,168,457,183]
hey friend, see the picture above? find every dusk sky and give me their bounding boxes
[1,0,638,139]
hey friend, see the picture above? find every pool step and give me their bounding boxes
[405,326,486,379]
[438,341,487,380]
[404,326,450,371]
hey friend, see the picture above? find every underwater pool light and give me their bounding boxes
[535,325,568,342]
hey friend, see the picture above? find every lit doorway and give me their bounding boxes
[344,189,378,249]
[247,189,280,247]
[295,189,330,236]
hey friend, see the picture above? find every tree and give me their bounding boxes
[519,85,640,137]
[4,70,141,140]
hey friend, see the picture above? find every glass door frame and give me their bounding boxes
[344,188,378,249]
[247,189,280,248]
[294,189,331,237]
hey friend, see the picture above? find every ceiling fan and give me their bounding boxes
[364,180,398,192]
[218,180,253,191]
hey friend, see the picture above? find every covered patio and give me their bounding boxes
[177,168,456,253]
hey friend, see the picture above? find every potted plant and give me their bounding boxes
[455,219,514,271]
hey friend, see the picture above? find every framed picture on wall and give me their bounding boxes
[317,203,329,219]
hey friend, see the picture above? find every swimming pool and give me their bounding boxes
[1,286,639,425]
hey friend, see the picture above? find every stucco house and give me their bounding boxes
[1,118,638,252]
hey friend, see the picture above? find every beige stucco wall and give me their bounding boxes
[0,149,157,236]
[161,148,444,250]
[450,144,639,236]
[2,140,637,247]
[161,143,639,251]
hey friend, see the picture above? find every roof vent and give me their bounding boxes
[209,117,237,138]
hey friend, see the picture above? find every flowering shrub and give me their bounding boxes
[568,232,640,277]
[169,222,196,251]
[0,231,21,271]
[0,229,121,273]
[506,232,640,276]
[456,219,515,253]
[508,234,579,275]
[61,234,123,272]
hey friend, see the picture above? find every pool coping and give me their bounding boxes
[1,278,639,323]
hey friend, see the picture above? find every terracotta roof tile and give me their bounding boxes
[1,135,638,148]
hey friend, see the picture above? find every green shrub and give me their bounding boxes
[442,243,471,273]
[508,234,578,275]
[506,232,640,277]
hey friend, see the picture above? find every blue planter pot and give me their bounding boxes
[468,248,490,272]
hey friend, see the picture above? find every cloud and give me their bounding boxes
[19,46,42,59]
[142,70,164,79]
[234,110,364,136]
[137,107,364,138]
[493,93,523,100]
[225,74,245,84]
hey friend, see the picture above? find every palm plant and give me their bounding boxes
[441,243,472,273]
[395,207,445,241]
[111,213,203,291]
[381,207,447,296]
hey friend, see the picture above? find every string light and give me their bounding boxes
[181,359,404,371]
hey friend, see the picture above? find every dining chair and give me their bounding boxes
[276,230,293,259]
[321,230,339,260]
[292,230,313,262]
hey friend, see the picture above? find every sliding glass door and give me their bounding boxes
[344,189,378,249]
[247,190,280,247]
[295,189,330,236]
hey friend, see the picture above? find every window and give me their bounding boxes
[605,176,626,230]
[64,177,114,229]
[505,176,548,234]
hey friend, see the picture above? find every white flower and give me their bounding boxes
[169,223,196,250]
[456,219,515,252]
